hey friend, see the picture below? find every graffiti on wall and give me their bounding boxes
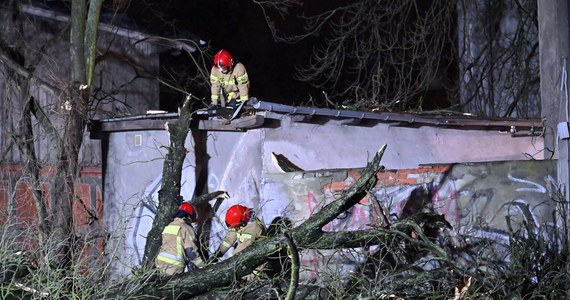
[290,160,557,280]
[130,159,556,280]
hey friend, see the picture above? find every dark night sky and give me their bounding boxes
[39,0,455,109]
[124,0,332,105]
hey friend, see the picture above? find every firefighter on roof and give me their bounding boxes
[210,49,250,108]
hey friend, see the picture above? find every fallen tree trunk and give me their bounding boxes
[130,145,387,298]
[141,97,194,269]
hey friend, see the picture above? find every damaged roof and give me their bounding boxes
[89,98,543,139]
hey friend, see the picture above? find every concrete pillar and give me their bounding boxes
[538,0,570,199]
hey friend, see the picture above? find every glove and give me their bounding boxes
[186,261,198,271]
[227,99,237,109]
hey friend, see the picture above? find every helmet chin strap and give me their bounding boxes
[183,217,194,227]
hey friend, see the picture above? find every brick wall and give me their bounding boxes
[0,164,104,264]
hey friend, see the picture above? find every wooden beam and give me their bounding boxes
[290,115,313,123]
[340,118,362,126]
[198,115,265,131]
[89,115,265,137]
[96,119,170,132]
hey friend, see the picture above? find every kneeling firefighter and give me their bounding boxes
[155,202,206,276]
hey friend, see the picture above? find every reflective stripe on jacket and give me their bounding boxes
[155,218,204,275]
[217,218,266,257]
[210,62,250,104]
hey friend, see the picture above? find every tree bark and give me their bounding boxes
[48,0,102,268]
[16,78,49,242]
[141,97,194,268]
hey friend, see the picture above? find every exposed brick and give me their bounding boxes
[378,178,397,186]
[96,186,103,225]
[396,178,420,185]
[413,167,437,173]
[73,183,91,230]
[359,194,369,205]
[324,181,348,191]
[375,172,389,180]
[39,166,57,177]
[396,171,412,179]
[426,165,452,173]
[0,164,22,174]
[396,169,412,175]
[80,167,103,178]
[0,181,8,225]
[15,181,37,227]
[375,169,396,180]
[347,170,363,179]
[2,164,104,264]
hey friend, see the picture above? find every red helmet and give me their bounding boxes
[179,202,197,222]
[225,205,251,228]
[214,49,234,73]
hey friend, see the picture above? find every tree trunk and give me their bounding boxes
[142,97,195,268]
[48,0,102,268]
[17,79,49,242]
[50,83,90,266]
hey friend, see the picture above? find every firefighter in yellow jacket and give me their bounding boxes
[215,205,265,258]
[155,202,206,276]
[210,49,250,108]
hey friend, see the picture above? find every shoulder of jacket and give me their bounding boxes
[233,63,247,73]
[172,217,191,227]
[252,218,266,229]
[211,67,222,76]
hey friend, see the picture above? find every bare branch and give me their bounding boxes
[283,232,299,300]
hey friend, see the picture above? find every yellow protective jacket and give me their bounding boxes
[210,62,250,106]
[155,217,205,276]
[217,217,265,257]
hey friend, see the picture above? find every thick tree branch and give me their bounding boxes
[141,96,194,268]
[190,190,229,206]
[293,144,386,244]
[84,0,104,86]
[284,232,299,300]
[131,214,470,299]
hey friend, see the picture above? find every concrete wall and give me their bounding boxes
[260,113,543,171]
[102,113,548,277]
